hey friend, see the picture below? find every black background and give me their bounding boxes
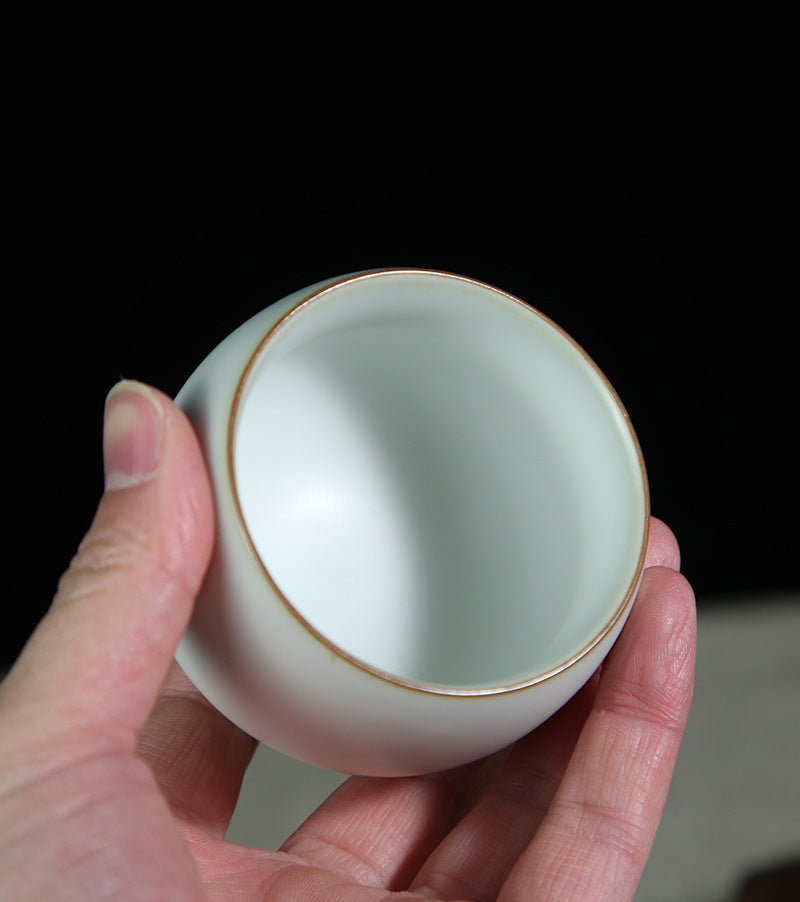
[3,19,796,667]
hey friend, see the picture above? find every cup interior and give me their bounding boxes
[232,272,647,690]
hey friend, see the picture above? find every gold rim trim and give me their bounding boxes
[226,268,651,697]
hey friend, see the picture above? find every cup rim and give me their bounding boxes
[226,268,650,697]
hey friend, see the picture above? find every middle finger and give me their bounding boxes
[407,680,595,901]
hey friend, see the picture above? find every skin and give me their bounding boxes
[0,381,696,901]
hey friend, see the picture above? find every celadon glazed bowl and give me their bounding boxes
[175,269,649,776]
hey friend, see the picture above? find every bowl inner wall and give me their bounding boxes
[233,275,644,689]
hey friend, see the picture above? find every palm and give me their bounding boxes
[137,539,691,901]
[1,531,692,902]
[140,663,587,900]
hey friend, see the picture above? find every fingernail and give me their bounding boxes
[103,380,165,491]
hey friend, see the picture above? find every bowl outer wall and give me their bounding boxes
[174,270,644,776]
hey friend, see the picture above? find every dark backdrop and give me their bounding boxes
[4,28,796,668]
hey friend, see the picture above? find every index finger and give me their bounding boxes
[498,565,696,902]
[645,516,681,570]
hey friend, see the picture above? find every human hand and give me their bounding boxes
[0,380,696,901]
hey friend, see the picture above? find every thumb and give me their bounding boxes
[1,380,214,760]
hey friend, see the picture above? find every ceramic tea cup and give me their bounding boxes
[175,269,649,776]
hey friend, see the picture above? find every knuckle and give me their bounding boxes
[56,519,158,605]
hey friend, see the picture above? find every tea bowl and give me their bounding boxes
[175,268,649,776]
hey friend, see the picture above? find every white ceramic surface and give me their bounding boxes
[175,269,649,776]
